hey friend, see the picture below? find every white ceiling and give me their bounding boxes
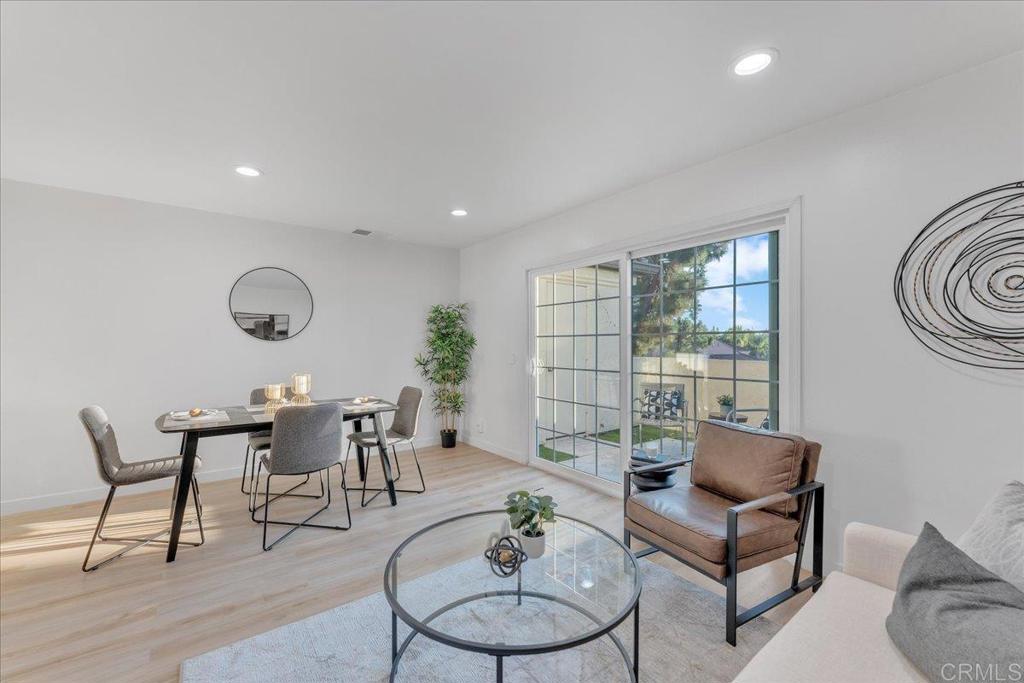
[2,1,1022,248]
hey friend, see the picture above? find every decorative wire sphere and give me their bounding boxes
[484,535,528,578]
[894,181,1024,370]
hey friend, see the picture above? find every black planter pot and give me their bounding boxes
[440,429,457,448]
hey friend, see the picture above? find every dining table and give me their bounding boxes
[155,397,399,562]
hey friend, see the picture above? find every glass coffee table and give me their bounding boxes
[384,511,641,682]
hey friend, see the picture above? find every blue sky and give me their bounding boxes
[696,233,772,331]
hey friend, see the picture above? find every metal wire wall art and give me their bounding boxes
[894,181,1024,370]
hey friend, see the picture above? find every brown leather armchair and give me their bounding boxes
[623,420,824,645]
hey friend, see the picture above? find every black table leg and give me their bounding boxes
[496,655,503,683]
[166,430,199,562]
[373,411,398,506]
[353,418,367,482]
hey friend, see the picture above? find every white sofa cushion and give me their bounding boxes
[733,571,927,683]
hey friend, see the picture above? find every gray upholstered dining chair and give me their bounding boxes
[343,386,425,507]
[250,403,351,551]
[78,405,205,572]
[241,387,324,512]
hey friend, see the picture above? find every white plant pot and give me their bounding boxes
[519,530,546,559]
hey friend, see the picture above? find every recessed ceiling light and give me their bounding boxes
[731,49,778,76]
[234,166,262,177]
[450,208,468,217]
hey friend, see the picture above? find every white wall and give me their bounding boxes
[0,180,459,513]
[459,53,1024,569]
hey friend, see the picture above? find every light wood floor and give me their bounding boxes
[0,444,809,682]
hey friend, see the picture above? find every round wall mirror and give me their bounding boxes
[229,267,313,341]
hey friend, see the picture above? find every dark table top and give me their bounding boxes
[155,397,398,434]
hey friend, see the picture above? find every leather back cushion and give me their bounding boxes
[690,420,811,516]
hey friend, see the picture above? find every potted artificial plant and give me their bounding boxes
[505,489,557,559]
[716,394,734,416]
[415,303,477,448]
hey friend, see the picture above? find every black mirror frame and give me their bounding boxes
[228,266,314,342]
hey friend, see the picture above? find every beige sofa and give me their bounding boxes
[734,522,927,683]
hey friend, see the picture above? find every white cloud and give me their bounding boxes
[704,242,733,287]
[698,287,747,329]
[700,287,734,313]
[736,235,769,281]
[704,235,769,286]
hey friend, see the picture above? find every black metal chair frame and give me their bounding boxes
[251,461,351,551]
[342,440,426,508]
[240,442,318,512]
[82,475,205,572]
[623,460,824,646]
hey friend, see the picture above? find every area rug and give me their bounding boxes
[180,559,778,682]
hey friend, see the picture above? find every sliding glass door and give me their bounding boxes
[630,231,779,459]
[533,261,623,483]
[530,221,785,487]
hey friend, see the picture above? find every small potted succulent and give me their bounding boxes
[716,394,734,416]
[504,489,557,559]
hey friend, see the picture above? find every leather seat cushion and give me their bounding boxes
[690,420,808,515]
[627,482,799,564]
[113,455,201,485]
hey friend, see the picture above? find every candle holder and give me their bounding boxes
[265,383,287,412]
[291,373,312,406]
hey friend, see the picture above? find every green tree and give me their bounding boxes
[632,242,729,354]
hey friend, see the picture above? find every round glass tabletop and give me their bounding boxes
[383,511,641,656]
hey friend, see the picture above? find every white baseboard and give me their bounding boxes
[462,435,527,465]
[0,464,245,516]
[0,438,440,517]
[462,435,621,498]
[528,456,622,498]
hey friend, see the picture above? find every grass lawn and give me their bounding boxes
[597,424,685,444]
[538,444,575,463]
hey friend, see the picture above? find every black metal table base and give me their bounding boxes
[388,589,639,682]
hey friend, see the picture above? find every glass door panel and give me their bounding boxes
[533,259,622,483]
[630,230,780,462]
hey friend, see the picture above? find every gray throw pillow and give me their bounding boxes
[957,480,1024,593]
[886,523,1024,683]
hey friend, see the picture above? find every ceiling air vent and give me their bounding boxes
[352,229,372,236]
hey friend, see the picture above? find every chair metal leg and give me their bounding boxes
[723,484,825,645]
[401,442,425,493]
[726,508,738,647]
[83,478,204,572]
[791,489,815,589]
[191,476,205,545]
[251,469,325,515]
[259,464,351,551]
[391,445,403,482]
[348,441,425,506]
[360,454,376,507]
[338,462,352,532]
[82,487,117,572]
[812,486,824,592]
[246,450,318,512]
